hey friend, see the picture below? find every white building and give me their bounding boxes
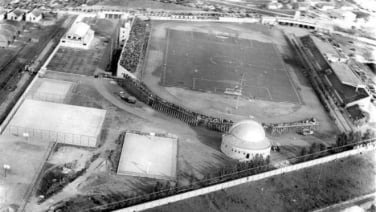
[7,9,24,21]
[26,9,42,23]
[0,10,6,20]
[60,22,94,49]
[119,20,131,47]
[221,120,271,161]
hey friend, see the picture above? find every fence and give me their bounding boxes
[0,42,62,134]
[5,125,97,147]
[28,91,67,103]
[110,141,376,212]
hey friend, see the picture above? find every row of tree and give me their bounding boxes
[299,129,375,162]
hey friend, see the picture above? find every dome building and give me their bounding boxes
[221,120,271,161]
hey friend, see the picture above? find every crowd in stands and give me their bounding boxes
[116,75,234,132]
[300,36,330,71]
[119,18,149,73]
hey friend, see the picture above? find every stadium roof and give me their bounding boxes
[330,62,364,88]
[311,36,339,57]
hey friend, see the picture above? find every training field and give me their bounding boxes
[117,131,178,180]
[5,99,106,147]
[46,41,104,76]
[28,79,73,103]
[161,29,299,103]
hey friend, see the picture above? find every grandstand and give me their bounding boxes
[117,18,150,78]
[299,35,370,108]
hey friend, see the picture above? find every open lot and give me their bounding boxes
[27,78,74,103]
[117,132,178,180]
[148,150,376,212]
[5,99,106,147]
[46,39,105,76]
[0,135,51,210]
[163,29,299,103]
[46,18,117,76]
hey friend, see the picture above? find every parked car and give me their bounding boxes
[299,128,314,136]
[119,92,136,104]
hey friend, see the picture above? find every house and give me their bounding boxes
[0,10,6,20]
[26,9,42,23]
[7,9,24,21]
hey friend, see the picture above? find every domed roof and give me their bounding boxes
[222,120,270,150]
[229,120,266,143]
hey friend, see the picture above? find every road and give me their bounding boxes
[208,0,293,17]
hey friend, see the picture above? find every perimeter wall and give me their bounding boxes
[115,142,376,212]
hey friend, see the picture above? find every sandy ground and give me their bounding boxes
[5,99,106,145]
[48,146,93,171]
[117,133,177,180]
[26,78,73,103]
[0,135,51,210]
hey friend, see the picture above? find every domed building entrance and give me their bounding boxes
[221,120,271,161]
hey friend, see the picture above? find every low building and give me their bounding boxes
[7,9,24,21]
[0,10,6,20]
[26,9,42,23]
[221,120,271,161]
[119,19,131,47]
[60,22,94,49]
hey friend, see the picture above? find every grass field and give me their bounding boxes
[47,43,103,76]
[147,150,376,212]
[162,29,300,104]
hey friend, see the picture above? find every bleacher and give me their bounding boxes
[300,35,330,71]
[118,18,148,73]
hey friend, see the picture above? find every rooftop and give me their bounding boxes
[329,62,364,87]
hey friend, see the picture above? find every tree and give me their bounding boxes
[153,181,163,192]
[308,143,318,154]
[300,147,307,162]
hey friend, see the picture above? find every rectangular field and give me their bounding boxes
[0,135,51,206]
[5,99,106,147]
[46,38,105,76]
[28,79,73,103]
[117,132,178,180]
[162,29,300,103]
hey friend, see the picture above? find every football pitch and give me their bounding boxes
[161,29,300,104]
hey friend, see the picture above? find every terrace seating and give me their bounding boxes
[300,36,330,71]
[119,19,149,73]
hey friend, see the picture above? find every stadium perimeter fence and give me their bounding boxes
[5,125,97,147]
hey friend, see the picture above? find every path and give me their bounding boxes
[314,192,376,212]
